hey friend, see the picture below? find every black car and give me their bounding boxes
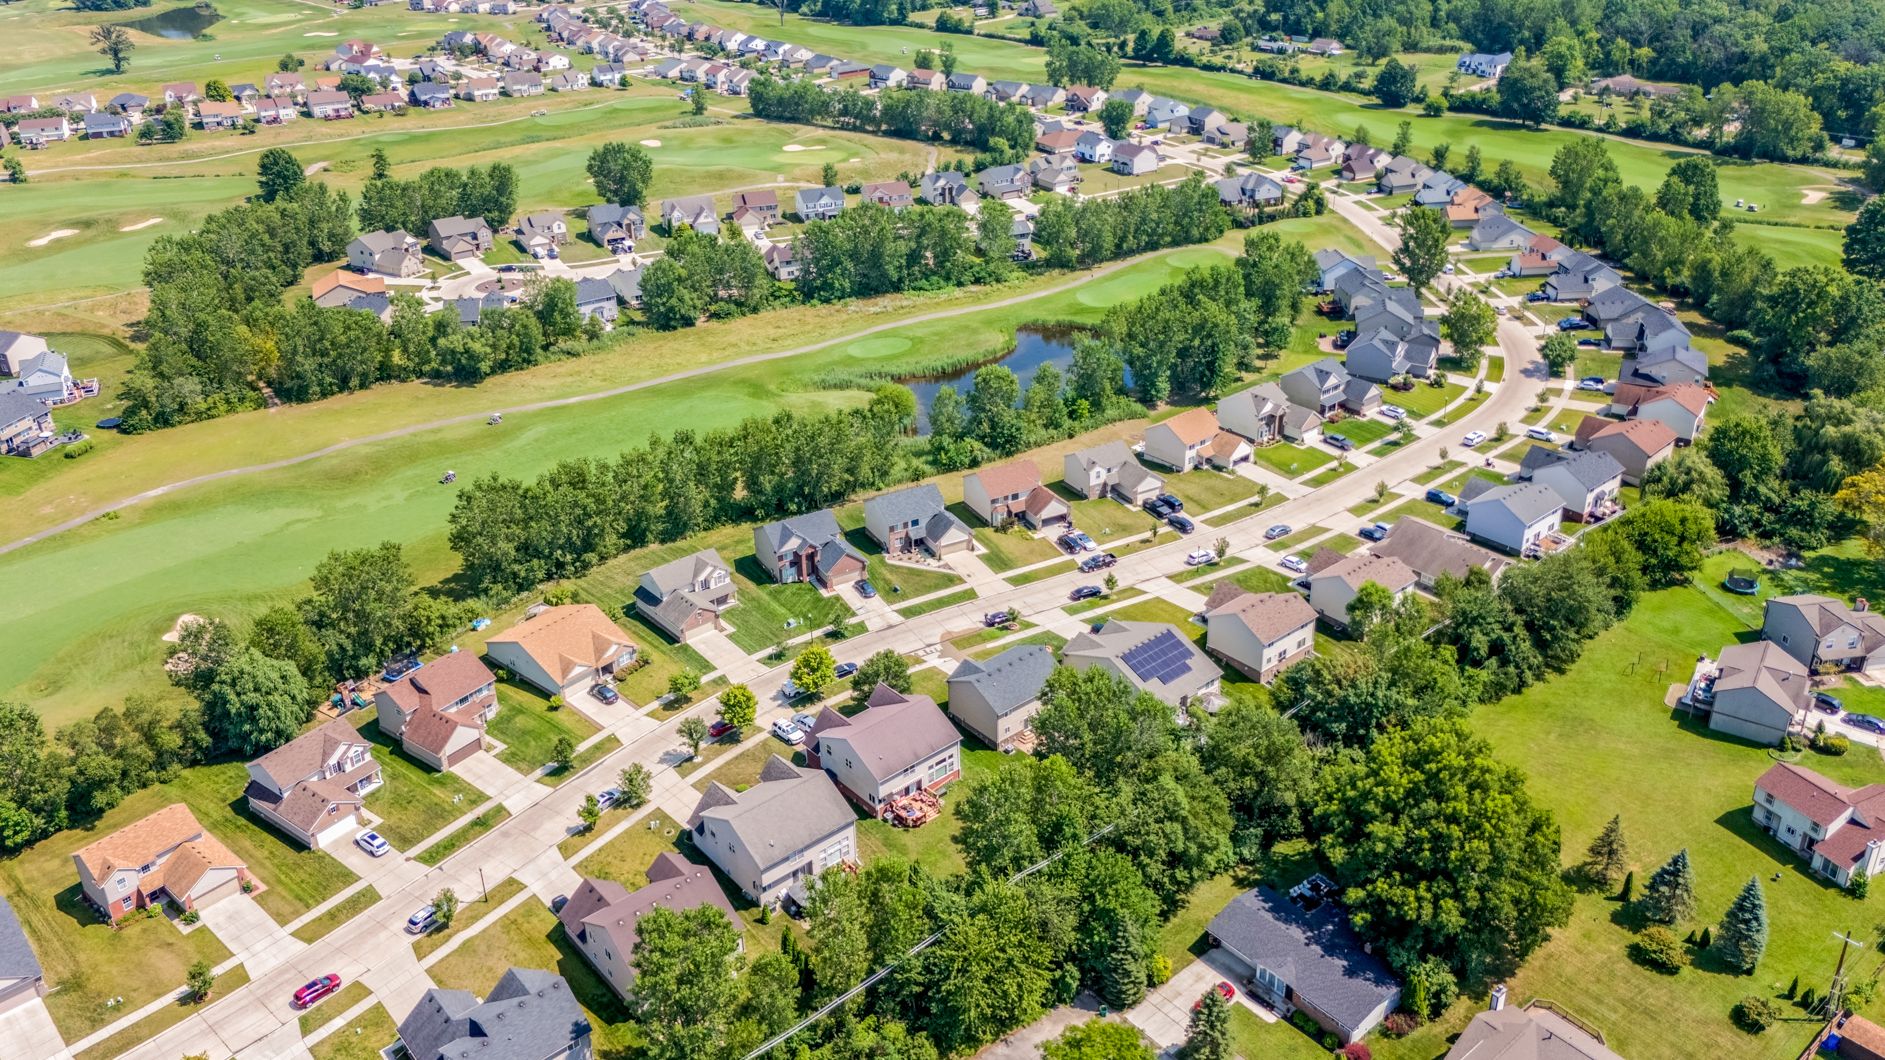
[1848,713,1885,734]
[590,683,621,705]
[1144,497,1175,518]
[1079,553,1117,573]
[1157,492,1184,513]
[1359,522,1390,542]
[983,611,1011,627]
[1814,691,1844,714]
[834,662,858,679]
[1425,487,1457,507]
[1070,585,1104,601]
[1166,513,1195,534]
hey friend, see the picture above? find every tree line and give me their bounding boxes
[747,77,1038,169]
[356,158,520,234]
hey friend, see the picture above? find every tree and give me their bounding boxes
[918,881,1051,1053]
[1582,815,1630,888]
[1541,331,1578,375]
[679,717,710,759]
[1044,1018,1154,1060]
[1716,876,1768,973]
[256,148,304,203]
[278,53,305,72]
[200,649,311,757]
[1374,58,1418,108]
[2,157,23,185]
[300,542,434,681]
[850,649,912,707]
[1392,206,1450,294]
[1391,120,1414,156]
[1199,699,1312,859]
[1098,917,1147,1007]
[1604,499,1713,586]
[791,644,838,697]
[1639,849,1698,924]
[690,85,708,115]
[668,668,702,702]
[1644,447,1729,510]
[1656,156,1721,224]
[718,684,758,733]
[586,141,656,207]
[432,887,459,929]
[1549,138,1619,216]
[1310,717,1573,977]
[549,734,576,771]
[578,793,601,833]
[370,147,392,181]
[1097,97,1133,139]
[633,904,744,1060]
[821,161,840,188]
[186,960,215,1002]
[1347,581,1398,640]
[1180,986,1231,1060]
[619,763,651,809]
[1846,198,1885,281]
[1500,61,1560,127]
[92,24,133,73]
[203,78,231,103]
[1837,465,1885,558]
[1441,289,1497,367]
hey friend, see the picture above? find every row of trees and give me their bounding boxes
[1030,176,1234,271]
[794,201,1015,303]
[747,77,1037,168]
[925,345,1142,470]
[356,160,520,234]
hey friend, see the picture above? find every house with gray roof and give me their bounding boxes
[1543,251,1622,301]
[689,756,856,907]
[1023,83,1065,108]
[863,483,973,558]
[1064,619,1222,712]
[946,72,987,94]
[634,549,734,643]
[587,203,644,253]
[920,170,972,206]
[1465,211,1535,251]
[754,509,866,588]
[1519,446,1624,521]
[1142,97,1190,128]
[804,683,961,809]
[398,967,591,1060]
[1216,381,1321,445]
[83,112,131,138]
[427,215,493,260]
[573,277,618,326]
[948,644,1055,750]
[1313,248,1376,293]
[1762,594,1885,674]
[1216,171,1284,209]
[978,163,1032,199]
[987,79,1029,102]
[1370,516,1508,589]
[1344,327,1438,383]
[1376,155,1431,194]
[794,185,846,221]
[1111,142,1161,176]
[1062,440,1164,503]
[347,229,425,277]
[1457,51,1514,78]
[1206,886,1401,1045]
[1280,358,1373,416]
[0,895,45,1013]
[660,194,719,235]
[452,293,509,327]
[606,267,643,307]
[1463,481,1563,555]
[559,853,739,999]
[1707,640,1810,745]
[0,391,56,458]
[1074,130,1115,164]
[1306,553,1417,628]
[412,81,454,108]
[1414,169,1466,206]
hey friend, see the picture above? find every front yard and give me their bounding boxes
[1159,468,1262,514]
[1394,379,1470,420]
[1250,441,1335,479]
[488,679,602,777]
[350,711,484,850]
[722,554,860,657]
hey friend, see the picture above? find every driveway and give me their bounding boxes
[0,997,69,1060]
[691,629,765,683]
[196,893,305,978]
[1126,950,1277,1050]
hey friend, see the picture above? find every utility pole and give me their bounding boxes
[1827,929,1867,1017]
[480,867,489,903]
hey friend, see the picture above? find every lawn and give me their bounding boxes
[576,811,688,883]
[855,747,1014,877]
[298,981,372,1037]
[1250,441,1335,479]
[308,1003,398,1060]
[722,554,859,656]
[415,806,511,868]
[1172,556,1248,583]
[70,966,252,1060]
[967,517,1066,573]
[427,900,634,1027]
[1209,565,1297,597]
[291,886,381,945]
[970,629,1067,661]
[1395,380,1471,419]
[350,711,485,851]
[896,587,982,618]
[412,877,528,960]
[1160,469,1261,514]
[487,679,603,776]
[1413,460,1465,484]
[1303,461,1358,488]
[1005,559,1077,586]
[1322,416,1394,447]
[1107,597,1207,630]
[1067,587,1145,615]
[858,543,966,603]
[1372,498,1462,530]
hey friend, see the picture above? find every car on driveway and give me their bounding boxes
[1070,585,1104,601]
[1425,487,1457,507]
[1815,692,1845,714]
[1526,427,1556,442]
[1264,523,1292,540]
[590,683,621,706]
[1359,522,1390,542]
[1848,713,1885,735]
[834,661,858,679]
[1166,513,1195,534]
[1558,317,1591,331]
[1157,492,1184,512]
[1079,553,1117,573]
[856,579,877,598]
[771,719,806,745]
[792,711,820,732]
[1576,378,1606,391]
[1325,433,1353,451]
[1380,405,1405,420]
[1185,549,1214,566]
[1060,531,1098,553]
[1144,497,1175,518]
[1526,290,1549,302]
[355,831,389,858]
[1461,430,1487,447]
[1280,554,1306,574]
[294,975,343,1009]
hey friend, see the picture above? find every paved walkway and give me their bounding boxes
[692,629,766,682]
[453,751,546,811]
[0,998,70,1060]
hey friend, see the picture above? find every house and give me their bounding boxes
[1028,153,1083,194]
[962,459,1069,530]
[1064,620,1221,712]
[1416,170,1467,207]
[362,91,408,112]
[1339,144,1389,182]
[1707,640,1809,745]
[517,211,570,258]
[1313,249,1377,293]
[1572,416,1675,484]
[8,349,73,403]
[1376,155,1432,194]
[1215,172,1285,209]
[398,968,591,1060]
[307,90,354,119]
[587,204,644,253]
[869,64,908,89]
[661,194,720,236]
[559,856,740,1000]
[1466,211,1536,251]
[1293,134,1344,170]
[427,215,494,260]
[1280,358,1378,416]
[988,80,1029,103]
[1114,87,1153,116]
[978,164,1032,200]
[1754,761,1885,888]
[1063,440,1164,503]
[192,101,241,129]
[1018,0,1057,15]
[244,718,380,849]
[1443,992,1624,1060]
[1543,250,1622,301]
[948,645,1055,751]
[1371,517,1507,589]
[1064,86,1106,112]
[863,483,974,558]
[0,393,56,458]
[1205,584,1317,682]
[733,189,780,223]
[460,77,502,102]
[1074,131,1115,164]
[794,185,846,221]
[0,331,48,377]
[83,112,131,139]
[764,242,801,281]
[689,756,856,906]
[1205,121,1248,149]
[313,271,386,309]
[347,230,425,277]
[255,96,298,124]
[409,82,453,110]
[15,117,69,146]
[1607,381,1713,441]
[1206,886,1400,1044]
[502,71,545,96]
[1590,74,1681,99]
[1217,382,1320,445]
[591,62,627,87]
[1763,595,1885,673]
[906,69,947,91]
[0,895,44,1014]
[1111,142,1161,176]
[607,267,644,307]
[1034,126,1080,154]
[947,73,987,94]
[1023,83,1064,109]
[805,683,961,810]
[1463,481,1563,555]
[1143,407,1244,472]
[1620,343,1709,389]
[1307,37,1344,55]
[635,549,735,643]
[73,805,248,923]
[1457,51,1514,78]
[1306,553,1417,628]
[486,604,637,701]
[1518,446,1624,521]
[373,652,499,770]
[920,170,973,206]
[265,72,306,99]
[549,71,588,92]
[829,61,872,81]
[574,277,617,325]
[161,82,199,107]
[860,180,915,210]
[754,509,868,587]
[1142,97,1189,129]
[1344,329,1438,383]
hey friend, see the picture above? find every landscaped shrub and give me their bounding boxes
[1732,996,1781,1033]
[1630,926,1689,973]
[1403,957,1459,1019]
[1148,953,1172,985]
[1382,1013,1420,1037]
[1339,1045,1373,1060]
[1815,732,1851,756]
[62,440,94,459]
[1289,1011,1321,1036]
[180,909,199,925]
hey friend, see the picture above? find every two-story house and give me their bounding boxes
[961,459,1069,531]
[804,684,961,811]
[1062,440,1165,505]
[486,604,637,702]
[1064,619,1222,712]
[558,854,739,999]
[374,651,500,771]
[0,393,56,458]
[1204,584,1318,683]
[427,215,494,260]
[1216,382,1320,445]
[1143,406,1249,472]
[346,230,425,277]
[689,756,857,907]
[862,483,974,559]
[753,509,868,588]
[244,718,382,848]
[398,968,591,1060]
[587,204,644,254]
[1461,481,1562,556]
[517,211,570,258]
[1518,446,1625,521]
[1280,359,1378,417]
[1754,762,1885,887]
[634,549,735,643]
[73,804,249,923]
[1706,640,1809,746]
[1763,595,1885,674]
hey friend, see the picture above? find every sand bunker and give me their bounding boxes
[304,30,338,36]
[162,613,205,644]
[1802,187,1833,204]
[639,138,662,147]
[781,143,825,152]
[26,229,77,247]
[119,217,163,232]
[304,161,330,176]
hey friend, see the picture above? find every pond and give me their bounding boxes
[118,4,222,40]
[904,325,1120,434]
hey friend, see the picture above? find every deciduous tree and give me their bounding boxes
[585,141,656,207]
[1045,1018,1154,1060]
[1441,289,1497,367]
[92,24,133,73]
[256,148,304,203]
[1392,206,1450,293]
[200,649,311,756]
[791,644,838,697]
[634,905,745,1060]
[718,684,758,733]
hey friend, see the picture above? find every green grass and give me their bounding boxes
[71,966,252,1060]
[412,876,528,960]
[1004,558,1077,586]
[543,735,621,787]
[487,680,602,776]
[298,981,372,1037]
[970,630,1067,661]
[966,514,1066,573]
[1396,380,1471,419]
[290,885,381,945]
[722,553,860,656]
[1265,525,1329,551]
[1159,468,1261,513]
[949,620,1038,651]
[575,810,687,882]
[1210,565,1297,597]
[1373,498,1462,530]
[415,806,511,868]
[1250,441,1335,479]
[1322,416,1394,447]
[427,898,634,1026]
[1067,587,1144,615]
[855,747,1012,877]
[1171,556,1248,583]
[1303,461,1358,487]
[351,711,484,851]
[860,546,966,603]
[896,587,980,618]
[308,1003,398,1060]
[1414,460,1465,484]
[1106,597,1206,629]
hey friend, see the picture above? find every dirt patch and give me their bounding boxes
[26,229,78,247]
[781,143,824,152]
[639,138,662,147]
[303,30,338,36]
[119,217,163,232]
[162,613,205,644]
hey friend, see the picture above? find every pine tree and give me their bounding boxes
[1640,849,1697,924]
[1100,920,1148,1008]
[1786,975,1799,999]
[1619,869,1635,902]
[1715,877,1769,973]
[1699,926,1713,949]
[1583,815,1630,887]
[1180,986,1232,1060]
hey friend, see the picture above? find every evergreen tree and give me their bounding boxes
[1619,869,1634,902]
[1180,987,1232,1060]
[1639,849,1697,924]
[1099,919,1147,1007]
[1582,814,1630,887]
[1716,877,1767,973]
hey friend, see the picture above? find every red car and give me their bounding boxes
[708,720,737,740]
[1193,980,1236,1011]
[293,974,343,1009]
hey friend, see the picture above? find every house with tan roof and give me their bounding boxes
[1204,583,1317,682]
[558,853,740,998]
[486,604,637,701]
[73,804,248,922]
[689,756,857,907]
[374,651,500,770]
[1704,640,1809,745]
[804,683,961,810]
[962,458,1069,530]
[634,549,735,643]
[1763,595,1885,674]
[1144,407,1250,472]
[1571,415,1675,484]
[1607,381,1715,442]
[1305,553,1416,628]
[1442,991,1623,1060]
[245,718,381,848]
[312,271,387,309]
[1754,761,1885,886]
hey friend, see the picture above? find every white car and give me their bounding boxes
[792,711,820,732]
[1185,549,1214,566]
[1526,427,1556,442]
[1280,555,1307,574]
[355,831,389,858]
[1494,304,1508,316]
[1379,405,1405,420]
[1461,430,1488,447]
[771,719,805,745]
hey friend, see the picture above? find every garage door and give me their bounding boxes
[446,740,481,767]
[191,874,243,911]
[313,812,360,849]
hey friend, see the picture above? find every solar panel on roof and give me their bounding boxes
[1120,629,1193,685]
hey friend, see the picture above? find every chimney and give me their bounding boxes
[1859,598,1870,613]
[1489,983,1508,1012]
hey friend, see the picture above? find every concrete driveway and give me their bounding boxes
[1126,950,1277,1050]
[0,996,70,1060]
[452,750,540,804]
[197,893,305,978]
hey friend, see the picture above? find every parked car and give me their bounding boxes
[1193,980,1236,1011]
[589,683,621,705]
[1144,497,1175,518]
[1079,553,1117,573]
[597,788,621,809]
[1815,692,1845,714]
[1066,531,1098,552]
[406,906,437,934]
[1847,713,1885,734]
[1185,549,1214,566]
[1576,378,1606,391]
[1558,316,1591,331]
[1070,585,1104,601]
[856,579,877,598]
[1380,405,1405,420]
[550,894,568,913]
[1359,522,1390,542]
[1461,430,1488,447]
[1526,290,1549,302]
[1425,487,1457,507]
[708,719,737,740]
[355,831,389,858]
[834,661,858,679]
[1264,523,1292,540]
[780,679,803,699]
[1157,492,1184,512]
[1166,513,1195,534]
[792,711,820,732]
[1526,427,1556,442]
[771,719,806,745]
[1494,304,1508,316]
[1577,337,1604,347]
[1325,433,1354,451]
[293,975,343,1009]
[984,611,1011,627]
[1280,554,1307,574]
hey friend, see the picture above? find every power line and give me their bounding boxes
[742,822,1119,1059]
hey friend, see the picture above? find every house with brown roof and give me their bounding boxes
[486,604,638,701]
[1754,761,1885,887]
[962,458,1070,530]
[733,188,780,222]
[558,853,740,998]
[245,718,381,848]
[374,652,500,771]
[859,180,915,211]
[1144,407,1250,472]
[1205,584,1318,682]
[804,683,962,810]
[1442,991,1623,1060]
[1705,640,1809,745]
[1832,1014,1885,1060]
[312,271,387,308]
[1571,415,1675,484]
[196,101,242,129]
[73,805,249,923]
[1607,380,1715,442]
[1305,553,1416,628]
[634,549,735,643]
